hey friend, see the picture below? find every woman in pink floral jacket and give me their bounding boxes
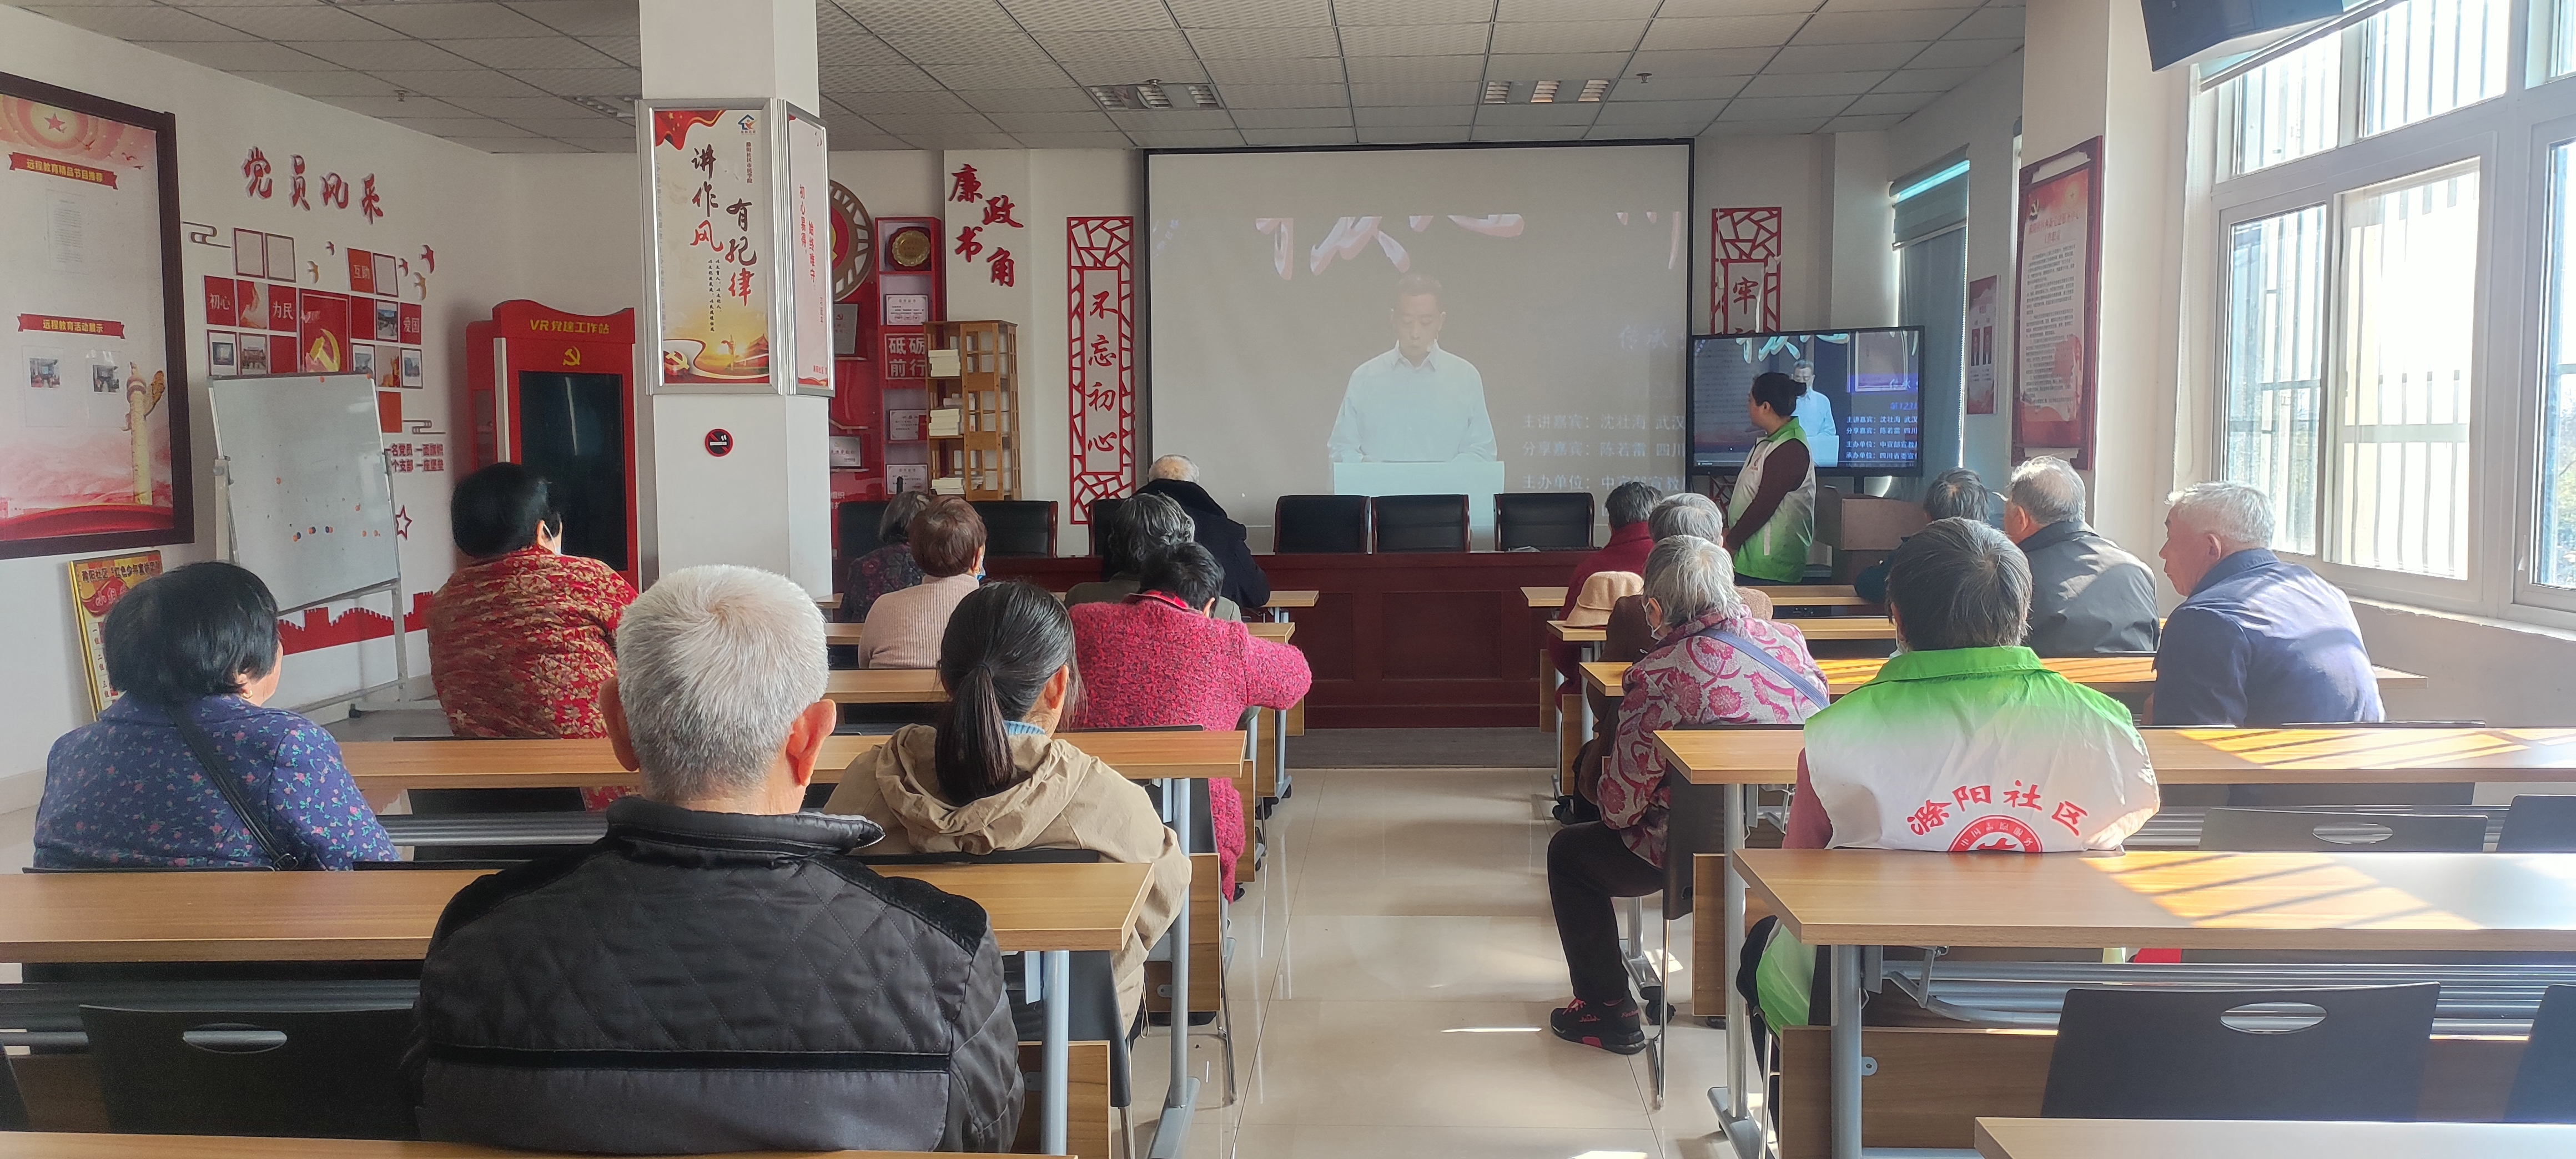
[1547,534,1826,1054]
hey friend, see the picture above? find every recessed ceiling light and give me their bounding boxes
[1577,79,1612,102]
[1137,79,1173,109]
[570,95,632,120]
[1184,82,1222,109]
[1530,80,1560,104]
[1482,80,1513,104]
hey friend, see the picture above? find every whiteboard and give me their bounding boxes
[207,375,399,611]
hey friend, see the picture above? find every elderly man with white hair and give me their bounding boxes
[2154,481,2383,726]
[2003,456,2160,656]
[1546,533,1825,1056]
[1134,452,1271,608]
[413,566,1023,1154]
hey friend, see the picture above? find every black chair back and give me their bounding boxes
[2502,796,2576,853]
[2509,984,2576,1122]
[974,500,1059,558]
[0,1047,27,1131]
[1274,495,1370,553]
[80,1005,418,1138]
[1495,492,1595,551]
[2040,984,2439,1120]
[406,787,588,864]
[838,498,892,557]
[1370,494,1469,553]
[2198,807,2488,853]
[1088,497,1128,555]
[859,848,1105,866]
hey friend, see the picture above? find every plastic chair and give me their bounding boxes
[1495,492,1594,551]
[2502,796,2576,853]
[2040,983,2439,1120]
[2198,807,2488,853]
[2508,984,2576,1122]
[974,500,1059,557]
[1369,494,1469,553]
[1273,495,1370,553]
[79,1005,418,1138]
[1088,497,1127,554]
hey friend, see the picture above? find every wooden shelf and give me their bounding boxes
[927,319,1019,501]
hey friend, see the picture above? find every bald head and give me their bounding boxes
[1149,455,1198,482]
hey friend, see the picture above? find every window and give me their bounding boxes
[2539,142,2576,588]
[2235,36,2342,174]
[2332,163,2479,577]
[2360,0,2510,135]
[2225,206,2329,555]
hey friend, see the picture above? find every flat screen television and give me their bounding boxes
[1687,327,1924,477]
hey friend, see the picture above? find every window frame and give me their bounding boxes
[2507,109,2576,621]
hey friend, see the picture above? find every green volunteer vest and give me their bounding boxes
[1727,416,1815,583]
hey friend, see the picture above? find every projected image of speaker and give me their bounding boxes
[2140,0,2343,71]
[1688,328,1924,478]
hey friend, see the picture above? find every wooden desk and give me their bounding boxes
[1655,725,2576,787]
[1264,589,1319,609]
[826,668,947,704]
[345,730,1249,795]
[1973,1117,2576,1159]
[823,621,864,644]
[1531,583,1877,611]
[1788,615,1897,642]
[1246,620,1296,643]
[1547,619,1606,644]
[816,594,841,611]
[0,1135,1015,1159]
[1525,585,1568,609]
[1741,848,2576,1159]
[1586,656,2429,701]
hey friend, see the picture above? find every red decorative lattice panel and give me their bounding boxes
[1067,216,1135,524]
[1710,207,1783,335]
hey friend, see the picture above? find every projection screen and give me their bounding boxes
[1146,143,1691,547]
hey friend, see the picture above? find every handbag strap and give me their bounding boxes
[1691,624,1830,710]
[165,705,300,870]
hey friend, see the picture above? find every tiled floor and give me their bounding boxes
[1132,763,1730,1158]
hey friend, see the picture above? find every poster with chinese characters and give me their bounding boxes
[1965,275,1998,416]
[787,109,831,394]
[0,79,188,560]
[2014,139,2101,467]
[68,549,162,715]
[1068,217,1134,525]
[650,106,770,390]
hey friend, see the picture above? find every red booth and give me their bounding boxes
[465,300,639,583]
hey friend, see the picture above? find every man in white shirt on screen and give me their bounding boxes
[1325,274,1498,463]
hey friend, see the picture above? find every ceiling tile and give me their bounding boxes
[895,132,1023,149]
[1106,108,1236,130]
[1228,107,1354,128]
[1056,58,1213,84]
[313,94,469,119]
[1014,131,1139,148]
[1588,123,1704,139]
[1215,83,1352,108]
[1340,24,1491,56]
[1907,37,2017,68]
[1764,43,1925,70]
[1843,90,1939,115]
[1821,113,1906,130]
[1242,127,1362,145]
[1338,0,1501,25]
[439,94,593,118]
[1127,129,1249,147]
[1168,0,1335,26]
[373,69,547,98]
[285,40,473,70]
[1627,48,1782,77]
[1817,0,1980,10]
[867,113,1005,133]
[579,35,642,65]
[1871,65,1982,91]
[985,110,1120,132]
[955,88,1103,112]
[439,37,625,70]
[23,6,255,41]
[1203,58,1345,85]
[383,115,532,138]
[1000,0,1176,32]
[457,137,590,153]
[1490,20,1646,54]
[1641,15,1809,49]
[1656,0,1824,13]
[1368,124,1476,142]
[816,28,914,65]
[1740,70,1890,97]
[850,89,979,114]
[1608,76,1747,100]
[1719,95,1853,119]
[141,41,334,71]
[1500,0,1662,17]
[843,1,1018,37]
[1949,7,2023,37]
[1031,28,1195,59]
[1345,55,1487,83]
[1482,52,1629,80]
[232,69,402,97]
[828,64,949,90]
[1469,124,1589,141]
[351,2,557,38]
[876,32,1053,65]
[1592,99,1726,124]
[505,117,634,139]
[1355,105,1478,126]
[196,5,407,40]
[1703,115,1830,135]
[506,1,637,36]
[1472,102,1599,125]
[1349,82,1480,104]
[1789,10,1971,43]
[500,67,641,96]
[1186,26,1342,57]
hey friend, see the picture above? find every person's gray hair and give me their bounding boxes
[614,565,827,803]
[1606,480,1663,528]
[1885,518,2030,651]
[1923,468,1991,523]
[2007,456,2086,528]
[2167,480,2274,550]
[1648,492,1724,542]
[1644,534,1744,632]
[1149,455,1197,482]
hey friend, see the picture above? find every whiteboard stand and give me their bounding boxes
[212,447,411,718]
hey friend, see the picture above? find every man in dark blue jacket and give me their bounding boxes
[1139,455,1271,609]
[2153,481,2383,727]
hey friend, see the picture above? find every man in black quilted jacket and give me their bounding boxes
[411,564,1021,1153]
[1139,454,1271,609]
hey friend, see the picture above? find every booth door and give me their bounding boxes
[515,371,630,573]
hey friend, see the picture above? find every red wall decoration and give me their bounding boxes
[1710,206,1783,335]
[1066,216,1134,526]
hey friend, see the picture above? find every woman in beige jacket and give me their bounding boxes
[827,581,1188,1024]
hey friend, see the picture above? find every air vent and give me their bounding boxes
[1184,82,1222,108]
[1482,80,1513,104]
[1089,80,1215,110]
[1577,79,1612,102]
[1529,80,1560,104]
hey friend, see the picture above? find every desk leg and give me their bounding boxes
[1830,943,1863,1159]
[1714,786,1760,1159]
[1042,949,1070,1156]
[1150,776,1200,1159]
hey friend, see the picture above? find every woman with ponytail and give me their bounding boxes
[827,581,1187,1021]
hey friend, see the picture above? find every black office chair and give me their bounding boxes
[1273,495,1370,553]
[1370,494,1469,553]
[1495,492,1595,551]
[0,1050,27,1131]
[2502,796,2576,853]
[80,1005,419,1138]
[838,498,893,558]
[1088,497,1128,555]
[2197,807,2488,853]
[406,785,588,864]
[2509,984,2576,1122]
[2040,984,2439,1120]
[975,500,1058,557]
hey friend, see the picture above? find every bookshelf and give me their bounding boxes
[926,319,1018,501]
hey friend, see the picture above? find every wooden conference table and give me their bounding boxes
[0,1136,1019,1159]
[1522,584,1878,610]
[825,617,1295,647]
[1548,616,1901,645]
[1584,655,2430,702]
[342,730,1249,796]
[0,865,1146,1157]
[1738,848,2576,1159]
[1972,1117,2576,1159]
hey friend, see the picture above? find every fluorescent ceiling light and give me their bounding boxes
[1530,80,1560,103]
[1482,80,1513,104]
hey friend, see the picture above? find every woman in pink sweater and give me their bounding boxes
[1065,543,1311,898]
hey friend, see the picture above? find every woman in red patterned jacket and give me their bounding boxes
[1065,542,1311,898]
[427,463,636,807]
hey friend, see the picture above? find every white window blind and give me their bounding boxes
[2226,206,2330,555]
[2332,163,2479,578]
[2361,0,2509,137]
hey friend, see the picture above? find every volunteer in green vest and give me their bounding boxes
[1723,371,1817,584]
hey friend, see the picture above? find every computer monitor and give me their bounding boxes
[1687,327,1924,477]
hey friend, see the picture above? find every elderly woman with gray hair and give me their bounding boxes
[1547,533,1827,1055]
